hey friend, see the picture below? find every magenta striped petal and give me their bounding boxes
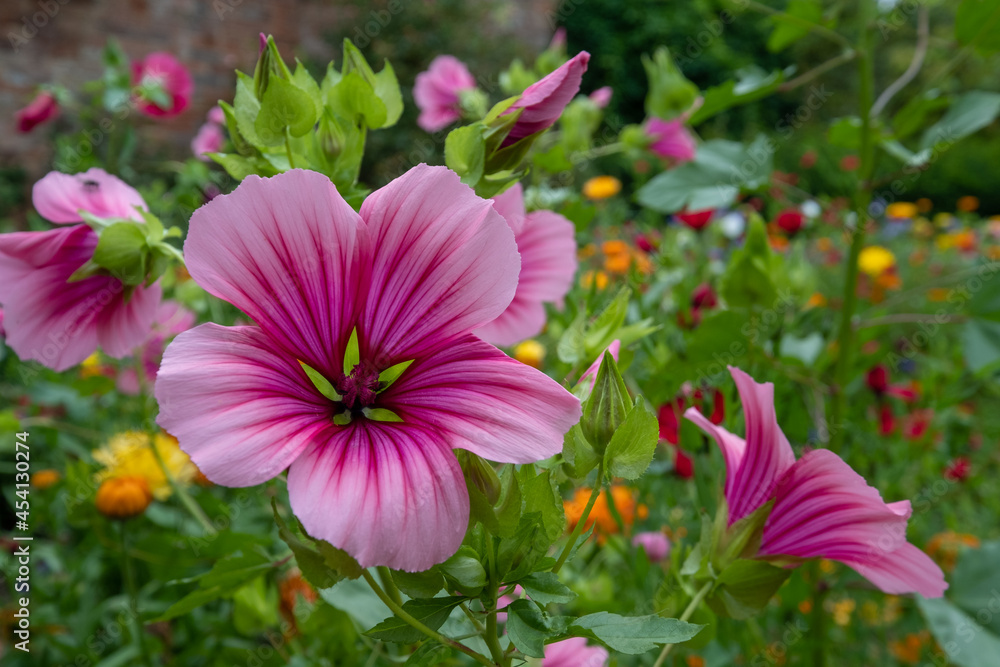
[491,183,528,236]
[501,52,590,147]
[287,422,468,571]
[684,406,747,506]
[760,449,947,597]
[357,165,520,360]
[182,170,363,379]
[385,333,581,463]
[33,168,148,224]
[155,323,330,486]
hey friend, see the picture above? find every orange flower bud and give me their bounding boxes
[96,476,152,520]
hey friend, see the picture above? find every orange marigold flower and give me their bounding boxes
[96,476,152,520]
[603,252,632,274]
[926,531,980,572]
[31,469,61,490]
[601,240,629,257]
[686,656,706,667]
[583,176,622,200]
[957,195,979,212]
[564,485,647,541]
[279,569,318,636]
[890,631,929,664]
[886,202,918,219]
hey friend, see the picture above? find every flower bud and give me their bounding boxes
[457,451,501,506]
[253,34,293,100]
[642,47,698,119]
[580,351,630,453]
[96,476,152,520]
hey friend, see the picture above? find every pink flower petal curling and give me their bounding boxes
[759,449,946,597]
[16,91,60,133]
[543,637,609,666]
[357,164,520,360]
[155,323,330,487]
[385,333,581,464]
[33,168,148,224]
[646,117,697,163]
[501,51,590,147]
[579,339,621,388]
[414,55,477,132]
[287,421,469,571]
[182,169,364,379]
[0,224,159,370]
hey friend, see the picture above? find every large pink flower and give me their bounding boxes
[16,91,59,133]
[500,52,590,147]
[414,55,477,132]
[131,52,193,118]
[0,170,161,371]
[686,367,947,597]
[475,183,577,346]
[543,638,609,666]
[155,166,581,571]
[118,300,195,395]
[646,117,696,163]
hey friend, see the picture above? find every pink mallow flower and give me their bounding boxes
[191,122,224,161]
[646,117,696,163]
[16,91,59,133]
[0,169,161,371]
[118,300,195,395]
[414,55,477,132]
[543,638,609,667]
[633,531,671,562]
[154,166,581,571]
[475,183,577,346]
[207,105,226,125]
[685,367,947,598]
[131,52,193,118]
[589,86,612,109]
[500,51,590,147]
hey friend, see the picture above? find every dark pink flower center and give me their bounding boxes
[335,363,380,411]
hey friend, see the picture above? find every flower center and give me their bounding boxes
[335,363,380,412]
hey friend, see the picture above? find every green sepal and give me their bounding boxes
[363,407,403,423]
[378,359,414,391]
[343,328,360,375]
[297,360,342,402]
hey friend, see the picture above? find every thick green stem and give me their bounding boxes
[484,602,507,667]
[651,580,713,667]
[830,0,877,451]
[360,570,495,667]
[284,128,297,169]
[552,463,604,574]
[120,524,154,667]
[377,566,402,606]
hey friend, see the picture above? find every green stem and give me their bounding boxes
[120,524,154,667]
[552,463,604,574]
[651,581,713,667]
[777,50,856,93]
[360,570,495,667]
[830,0,877,452]
[731,0,852,48]
[809,561,829,667]
[284,128,297,169]
[485,601,507,667]
[377,566,402,606]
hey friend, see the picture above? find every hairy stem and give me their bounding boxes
[552,462,604,574]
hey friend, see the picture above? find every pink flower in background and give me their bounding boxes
[686,367,947,598]
[155,166,580,571]
[500,51,590,147]
[543,638,609,666]
[16,91,59,133]
[118,301,195,394]
[475,183,577,346]
[207,105,226,125]
[0,171,161,371]
[589,86,613,109]
[414,55,477,132]
[191,122,224,160]
[131,52,193,118]
[646,117,696,163]
[633,531,671,562]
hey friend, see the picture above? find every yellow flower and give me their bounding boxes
[858,246,896,276]
[957,195,979,212]
[514,340,546,369]
[580,270,609,290]
[96,476,153,519]
[31,469,61,490]
[830,598,855,627]
[583,176,622,200]
[578,243,597,260]
[912,219,934,239]
[80,352,103,378]
[886,202,918,219]
[94,431,195,500]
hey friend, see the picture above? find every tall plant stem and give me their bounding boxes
[651,581,713,667]
[830,0,877,451]
[120,524,154,667]
[552,463,604,574]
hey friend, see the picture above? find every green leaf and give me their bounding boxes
[689,69,787,126]
[557,311,587,364]
[92,222,149,286]
[438,547,487,597]
[518,572,576,606]
[378,359,414,391]
[956,0,1000,55]
[641,47,699,119]
[392,569,445,599]
[562,423,600,479]
[404,642,454,666]
[920,91,1000,152]
[709,559,791,619]
[918,597,1000,667]
[950,540,1000,617]
[892,92,949,140]
[343,327,360,374]
[827,116,862,149]
[273,500,344,590]
[445,125,487,187]
[495,465,523,538]
[603,396,658,480]
[519,468,565,544]
[720,216,779,309]
[373,60,404,128]
[767,0,822,52]
[505,599,549,658]
[314,538,364,581]
[364,597,463,643]
[298,360,342,402]
[585,287,631,353]
[569,612,704,654]
[328,70,387,130]
[155,550,272,621]
[255,76,318,144]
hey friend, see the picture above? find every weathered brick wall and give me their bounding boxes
[1,0,558,178]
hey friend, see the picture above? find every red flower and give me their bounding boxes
[16,91,59,133]
[866,365,889,394]
[673,447,694,479]
[676,208,714,231]
[691,283,718,310]
[775,208,804,235]
[709,388,725,425]
[944,457,970,482]
[800,150,817,168]
[878,403,895,436]
[131,52,193,118]
[840,155,860,171]
[658,398,684,445]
